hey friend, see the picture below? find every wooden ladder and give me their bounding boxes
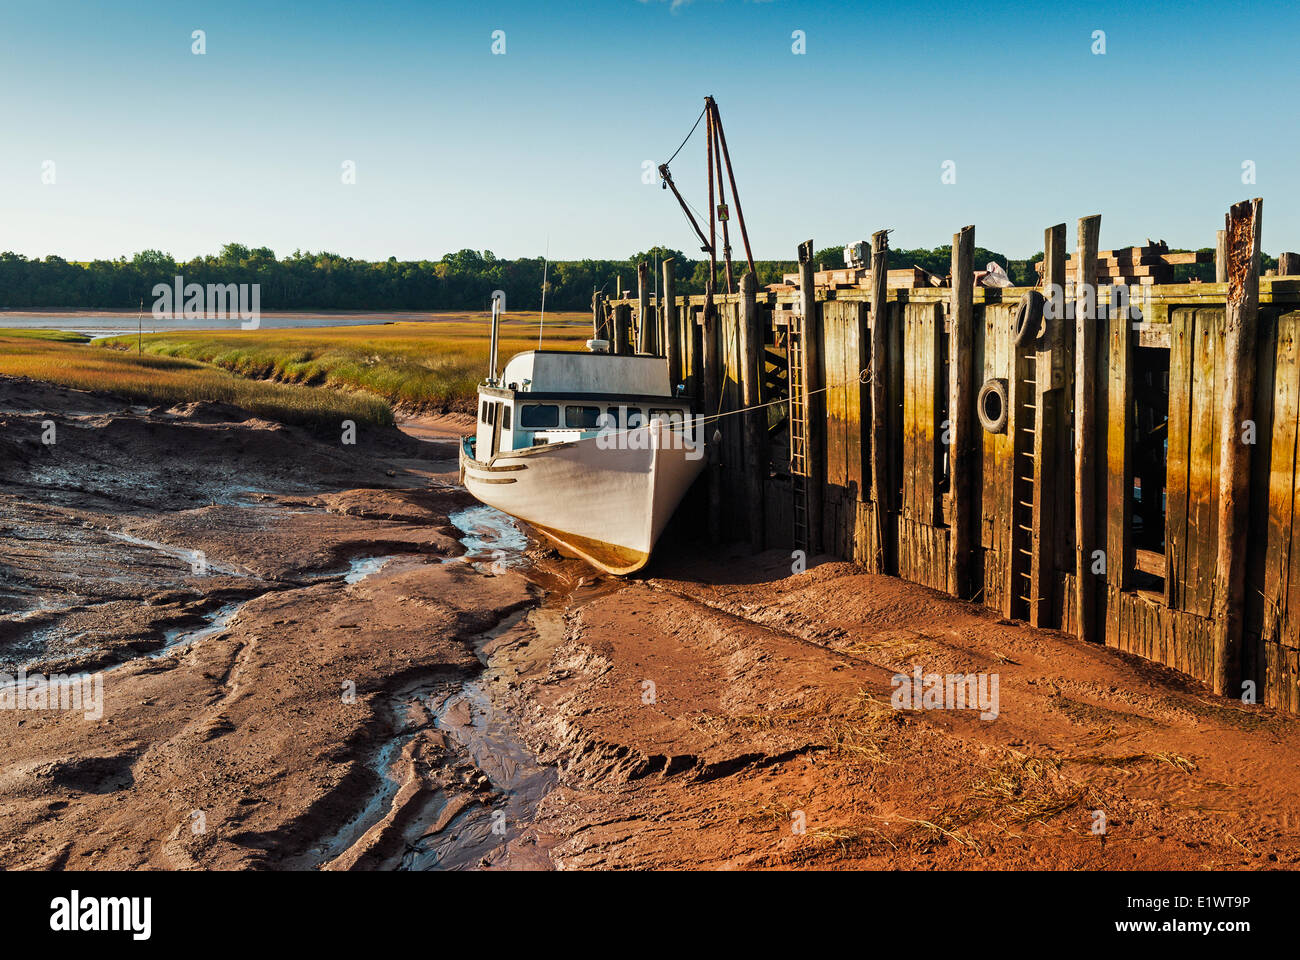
[788,312,810,553]
[1008,349,1037,619]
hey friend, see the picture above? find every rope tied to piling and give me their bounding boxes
[586,366,874,442]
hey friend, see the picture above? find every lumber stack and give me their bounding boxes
[769,265,940,293]
[1033,242,1211,286]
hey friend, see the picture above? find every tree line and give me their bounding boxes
[0,241,1229,313]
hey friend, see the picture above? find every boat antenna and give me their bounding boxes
[537,237,550,351]
[488,291,501,384]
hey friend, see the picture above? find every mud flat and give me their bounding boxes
[3,377,1300,870]
[0,377,542,869]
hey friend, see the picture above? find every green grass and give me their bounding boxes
[0,328,90,343]
[0,334,393,430]
[97,313,590,412]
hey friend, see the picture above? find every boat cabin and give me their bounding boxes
[474,350,693,458]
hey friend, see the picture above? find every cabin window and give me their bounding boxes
[501,405,511,430]
[479,400,488,423]
[519,404,559,428]
[608,406,643,427]
[565,405,602,429]
[650,408,684,425]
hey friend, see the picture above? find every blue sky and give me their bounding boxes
[1,0,1296,261]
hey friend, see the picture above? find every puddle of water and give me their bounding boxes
[398,606,563,871]
[106,531,251,578]
[343,556,399,584]
[447,505,529,572]
[147,602,244,661]
[0,600,247,691]
[314,503,564,871]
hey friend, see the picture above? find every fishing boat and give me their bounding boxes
[462,96,760,574]
[459,306,706,574]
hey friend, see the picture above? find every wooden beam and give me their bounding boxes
[636,261,650,354]
[663,259,681,390]
[1215,229,1228,283]
[1279,252,1300,276]
[739,272,766,552]
[799,256,824,554]
[703,277,722,544]
[612,303,631,356]
[1031,222,1067,627]
[948,225,975,598]
[1074,214,1102,643]
[1211,198,1263,697]
[1106,282,1134,607]
[869,229,892,573]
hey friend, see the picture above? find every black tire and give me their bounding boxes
[977,378,1009,434]
[1013,290,1046,347]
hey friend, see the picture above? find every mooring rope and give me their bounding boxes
[586,366,873,442]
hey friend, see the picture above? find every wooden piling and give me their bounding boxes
[1211,198,1263,696]
[591,292,604,342]
[1034,222,1066,629]
[799,256,824,553]
[637,261,650,354]
[612,303,631,356]
[739,272,766,552]
[1105,279,1134,612]
[1279,252,1300,276]
[663,259,680,389]
[1030,223,1067,627]
[1215,230,1228,283]
[948,225,976,598]
[1074,214,1101,643]
[703,277,722,544]
[869,229,892,573]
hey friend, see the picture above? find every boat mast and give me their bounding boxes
[656,95,756,284]
[488,293,501,384]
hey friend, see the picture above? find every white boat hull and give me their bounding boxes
[460,421,705,574]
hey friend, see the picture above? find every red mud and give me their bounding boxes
[1,381,1298,870]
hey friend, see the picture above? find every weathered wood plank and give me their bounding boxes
[1106,296,1134,610]
[1165,308,1193,609]
[799,256,824,554]
[869,230,892,572]
[1031,222,1067,628]
[1211,198,1263,696]
[663,260,680,389]
[948,225,976,599]
[1075,214,1102,642]
[612,303,632,356]
[1279,318,1300,648]
[739,272,767,553]
[1185,309,1225,618]
[637,261,650,354]
[703,277,721,544]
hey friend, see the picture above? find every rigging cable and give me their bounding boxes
[664,104,707,169]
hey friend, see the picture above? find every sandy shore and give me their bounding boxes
[3,376,1300,870]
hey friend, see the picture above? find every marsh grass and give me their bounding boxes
[0,334,392,430]
[0,328,90,343]
[97,314,590,412]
